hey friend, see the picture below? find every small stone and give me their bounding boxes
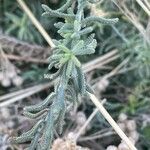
[7,121,15,128]
[97,78,109,92]
[69,110,76,119]
[129,131,139,142]
[118,122,126,132]
[1,78,11,87]
[126,120,136,131]
[118,142,129,150]
[52,138,64,150]
[118,113,127,122]
[0,72,4,80]
[76,111,86,126]
[128,137,136,145]
[7,70,16,78]
[106,145,118,150]
[67,132,77,140]
[0,108,10,119]
[12,76,23,86]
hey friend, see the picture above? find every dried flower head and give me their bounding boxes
[51,138,90,150]
[76,111,87,126]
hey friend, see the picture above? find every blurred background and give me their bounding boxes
[0,0,150,149]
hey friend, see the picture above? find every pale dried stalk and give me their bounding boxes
[91,58,131,103]
[79,131,115,142]
[0,82,51,107]
[83,49,118,69]
[103,57,130,79]
[2,49,118,65]
[144,0,150,10]
[92,57,131,89]
[88,93,137,150]
[75,99,106,141]
[136,0,150,16]
[75,108,99,141]
[83,49,118,73]
[0,85,39,102]
[16,0,137,149]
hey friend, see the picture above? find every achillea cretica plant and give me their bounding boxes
[10,0,118,149]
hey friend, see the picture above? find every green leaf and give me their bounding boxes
[72,40,84,55]
[76,67,86,95]
[72,56,81,67]
[5,12,20,25]
[66,60,73,77]
[51,54,64,60]
[59,57,69,65]
[74,20,81,32]
[82,16,119,25]
[58,45,71,53]
[142,126,150,141]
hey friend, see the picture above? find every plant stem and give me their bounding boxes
[88,92,137,150]
[75,108,99,141]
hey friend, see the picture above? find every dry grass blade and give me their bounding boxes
[75,108,99,141]
[88,93,137,150]
[136,0,150,16]
[143,0,150,10]
[79,130,115,142]
[0,83,51,107]
[92,57,131,89]
[0,86,38,102]
[93,54,120,71]
[75,99,106,141]
[83,49,118,72]
[104,57,130,79]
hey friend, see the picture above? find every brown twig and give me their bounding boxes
[0,82,52,107]
[2,54,48,64]
[0,35,51,60]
